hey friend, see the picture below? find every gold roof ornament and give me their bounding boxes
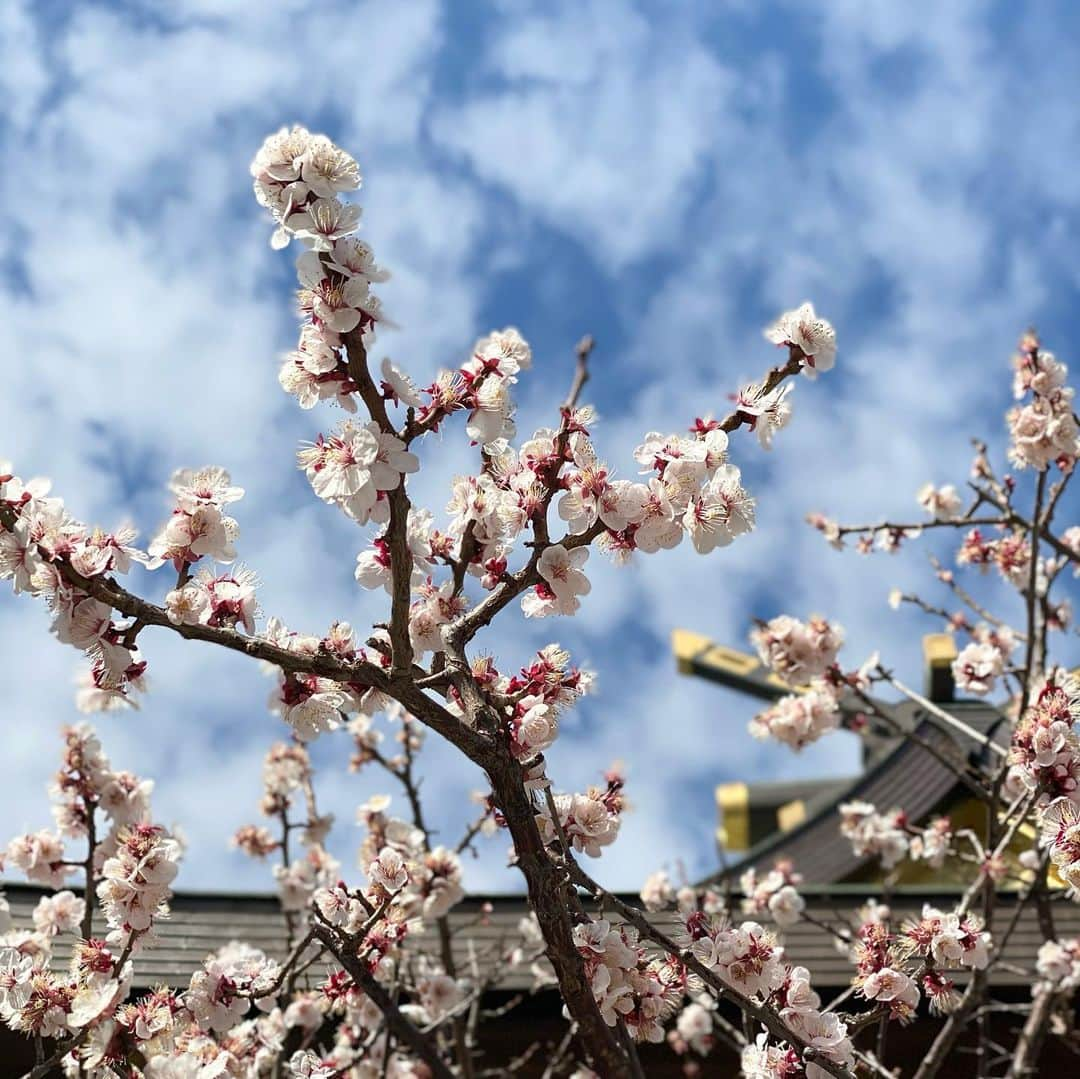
[671,628,798,702]
[922,632,958,702]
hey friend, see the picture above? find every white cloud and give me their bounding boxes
[430,0,735,268]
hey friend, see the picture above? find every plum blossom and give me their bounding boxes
[730,382,794,449]
[355,509,434,593]
[1035,938,1080,991]
[640,870,676,912]
[1041,798,1080,893]
[1008,395,1080,470]
[187,955,252,1033]
[297,252,374,332]
[271,675,347,742]
[741,1034,800,1078]
[904,905,991,970]
[787,1009,854,1078]
[299,420,418,525]
[529,544,591,617]
[764,302,837,378]
[951,641,1005,696]
[164,583,209,627]
[686,918,786,998]
[917,483,963,520]
[289,1050,339,1079]
[287,197,362,251]
[839,802,909,869]
[538,787,622,858]
[740,864,806,928]
[683,464,755,554]
[749,684,839,750]
[380,356,422,407]
[96,824,181,937]
[861,967,920,1012]
[5,830,73,889]
[467,327,533,378]
[909,817,953,869]
[31,892,84,937]
[751,615,844,684]
[148,468,243,570]
[672,1000,714,1055]
[367,847,410,894]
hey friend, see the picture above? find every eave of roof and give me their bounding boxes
[3,880,1063,990]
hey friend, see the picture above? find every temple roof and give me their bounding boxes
[708,702,1002,885]
[3,881,1071,990]
[672,628,1016,886]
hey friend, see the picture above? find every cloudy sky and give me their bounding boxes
[1,0,1078,895]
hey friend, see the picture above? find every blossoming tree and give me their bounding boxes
[0,125,1076,1078]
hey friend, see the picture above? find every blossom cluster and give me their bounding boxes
[1006,332,1080,471]
[838,801,910,869]
[684,914,787,998]
[250,125,390,412]
[956,526,1034,588]
[148,467,243,571]
[233,741,341,913]
[1008,670,1080,805]
[573,918,682,1043]
[900,904,991,972]
[738,861,806,928]
[951,638,1009,696]
[1035,936,1080,992]
[763,302,837,380]
[749,683,840,750]
[261,618,384,742]
[916,483,963,521]
[356,793,466,923]
[0,726,181,1051]
[96,824,181,944]
[745,614,879,751]
[838,803,957,875]
[435,644,595,765]
[5,725,174,954]
[751,615,844,685]
[300,419,419,527]
[537,767,626,857]
[683,911,854,1078]
[0,464,153,711]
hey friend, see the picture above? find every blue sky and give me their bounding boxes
[1,0,1078,893]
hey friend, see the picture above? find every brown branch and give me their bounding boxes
[972,481,1079,566]
[927,553,1017,633]
[341,326,414,677]
[1007,986,1057,1078]
[1019,469,1048,714]
[312,923,455,1079]
[717,353,803,432]
[563,335,594,411]
[482,744,628,1074]
[880,674,1007,760]
[0,503,491,764]
[834,514,1007,539]
[911,973,985,1079]
[80,799,97,942]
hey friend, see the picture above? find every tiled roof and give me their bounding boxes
[4,881,1068,990]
